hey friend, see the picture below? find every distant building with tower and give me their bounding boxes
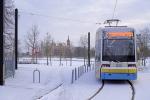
[67,36,70,47]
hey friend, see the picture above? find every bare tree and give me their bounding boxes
[59,43,64,66]
[79,34,88,65]
[137,27,150,66]
[43,32,52,65]
[69,42,74,66]
[39,41,44,57]
[26,25,40,63]
[79,34,88,47]
[57,43,62,66]
[4,0,15,51]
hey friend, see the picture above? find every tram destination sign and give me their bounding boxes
[106,32,133,38]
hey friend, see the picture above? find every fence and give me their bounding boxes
[71,63,95,84]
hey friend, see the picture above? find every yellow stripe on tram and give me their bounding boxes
[101,68,137,73]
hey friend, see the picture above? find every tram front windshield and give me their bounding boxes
[102,37,135,62]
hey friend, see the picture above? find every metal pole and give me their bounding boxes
[0,0,4,85]
[75,68,77,80]
[15,8,18,70]
[88,32,90,67]
[85,65,86,73]
[78,67,80,78]
[79,67,81,77]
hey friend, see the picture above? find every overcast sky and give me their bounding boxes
[14,0,150,47]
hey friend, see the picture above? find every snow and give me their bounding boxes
[0,58,150,100]
[134,72,150,100]
[93,81,132,100]
[0,65,63,100]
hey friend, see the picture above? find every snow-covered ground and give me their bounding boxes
[0,58,150,100]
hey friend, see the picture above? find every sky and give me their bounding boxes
[14,0,150,48]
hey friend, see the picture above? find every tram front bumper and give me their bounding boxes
[100,67,137,80]
[101,73,137,80]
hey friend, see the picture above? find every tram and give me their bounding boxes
[95,22,137,80]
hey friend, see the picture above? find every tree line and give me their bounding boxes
[136,27,150,65]
[18,25,95,65]
[19,25,150,62]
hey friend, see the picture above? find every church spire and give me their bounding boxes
[67,35,70,46]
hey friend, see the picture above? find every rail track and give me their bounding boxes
[35,83,63,100]
[127,80,135,100]
[88,80,105,100]
[88,80,135,100]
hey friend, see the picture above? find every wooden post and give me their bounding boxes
[15,8,18,69]
[0,0,4,85]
